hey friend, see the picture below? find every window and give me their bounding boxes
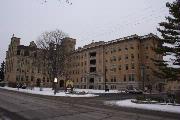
[17,50,21,55]
[131,54,134,59]
[130,45,134,49]
[38,69,40,73]
[34,52,37,58]
[90,67,96,72]
[111,78,113,82]
[113,48,116,52]
[132,74,135,81]
[124,75,126,81]
[90,59,96,65]
[118,56,121,61]
[131,63,135,69]
[16,76,19,81]
[146,74,150,81]
[118,48,121,51]
[31,76,34,81]
[114,77,116,82]
[111,64,116,72]
[113,68,116,72]
[21,77,24,81]
[119,65,121,70]
[125,54,128,60]
[111,85,116,89]
[111,48,116,53]
[43,77,45,82]
[111,77,116,82]
[26,76,29,81]
[129,74,132,81]
[89,52,96,57]
[113,56,116,61]
[125,64,128,70]
[125,46,128,50]
[89,78,94,83]
[129,74,135,81]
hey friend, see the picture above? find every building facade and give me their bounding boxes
[5,33,163,91]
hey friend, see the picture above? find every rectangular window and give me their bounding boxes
[16,76,19,81]
[132,74,135,81]
[119,65,121,70]
[26,76,29,81]
[131,54,134,59]
[125,64,128,70]
[131,63,135,69]
[118,56,121,61]
[113,56,116,61]
[129,74,131,81]
[118,48,121,51]
[125,46,128,50]
[124,75,126,81]
[114,77,116,82]
[31,76,34,81]
[125,54,128,60]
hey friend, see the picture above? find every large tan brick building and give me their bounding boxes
[5,33,163,91]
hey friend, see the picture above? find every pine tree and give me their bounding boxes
[0,61,5,81]
[154,0,180,81]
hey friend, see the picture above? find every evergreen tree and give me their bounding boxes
[154,0,180,81]
[0,61,5,81]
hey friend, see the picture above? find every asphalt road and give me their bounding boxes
[0,89,179,120]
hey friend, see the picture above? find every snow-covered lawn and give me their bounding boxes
[0,86,98,97]
[105,99,180,114]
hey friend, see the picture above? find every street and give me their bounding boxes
[0,88,179,120]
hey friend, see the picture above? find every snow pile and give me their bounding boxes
[0,87,98,97]
[105,99,180,114]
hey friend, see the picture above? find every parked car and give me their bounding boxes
[125,88,143,94]
[21,83,27,89]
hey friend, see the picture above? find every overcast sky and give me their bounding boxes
[0,0,174,63]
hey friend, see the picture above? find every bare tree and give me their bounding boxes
[36,29,69,85]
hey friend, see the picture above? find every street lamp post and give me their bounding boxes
[54,77,58,95]
[104,68,108,92]
[141,64,145,91]
[53,43,58,95]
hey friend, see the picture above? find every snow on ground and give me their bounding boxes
[74,88,120,93]
[0,86,98,97]
[105,99,180,114]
